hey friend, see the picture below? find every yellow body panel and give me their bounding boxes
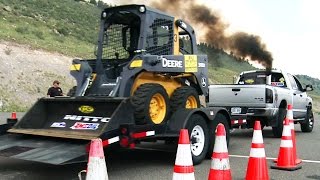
[70,64,81,71]
[184,55,198,72]
[131,72,183,97]
[173,19,179,55]
[130,60,143,68]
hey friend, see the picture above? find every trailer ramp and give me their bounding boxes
[0,134,88,165]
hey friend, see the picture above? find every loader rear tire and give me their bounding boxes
[170,86,200,114]
[131,83,169,125]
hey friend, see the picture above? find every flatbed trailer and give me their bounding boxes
[0,97,231,165]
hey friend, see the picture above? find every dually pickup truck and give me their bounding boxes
[207,69,314,137]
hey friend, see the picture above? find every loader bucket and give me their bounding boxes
[8,97,129,140]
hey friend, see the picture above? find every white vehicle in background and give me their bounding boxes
[207,69,314,137]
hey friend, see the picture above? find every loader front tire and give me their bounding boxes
[131,83,169,125]
[170,86,200,114]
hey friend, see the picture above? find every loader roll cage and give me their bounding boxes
[95,5,196,71]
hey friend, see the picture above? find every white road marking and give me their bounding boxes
[229,154,320,164]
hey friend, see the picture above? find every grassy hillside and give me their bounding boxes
[295,75,320,113]
[0,0,101,57]
[0,0,319,113]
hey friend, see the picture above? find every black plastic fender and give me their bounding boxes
[166,107,230,134]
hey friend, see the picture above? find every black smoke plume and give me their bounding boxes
[151,0,273,69]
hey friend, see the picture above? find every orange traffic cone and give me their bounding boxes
[7,112,18,124]
[208,123,231,180]
[245,121,269,180]
[173,129,195,180]
[271,118,302,171]
[11,112,17,119]
[288,104,302,165]
[86,138,109,180]
[274,104,302,165]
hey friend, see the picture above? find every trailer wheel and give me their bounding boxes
[170,86,200,114]
[272,107,286,138]
[131,83,169,125]
[206,113,230,158]
[187,114,209,165]
[300,108,314,132]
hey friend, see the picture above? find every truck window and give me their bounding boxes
[287,74,298,90]
[271,73,287,87]
[293,76,304,91]
[238,72,266,85]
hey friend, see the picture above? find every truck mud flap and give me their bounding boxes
[0,134,88,165]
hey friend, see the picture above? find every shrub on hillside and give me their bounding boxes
[15,26,29,34]
[33,30,45,40]
[57,26,70,36]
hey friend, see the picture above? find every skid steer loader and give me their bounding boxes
[0,5,231,165]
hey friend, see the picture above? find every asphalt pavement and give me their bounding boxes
[0,112,319,180]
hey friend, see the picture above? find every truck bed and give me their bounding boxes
[208,84,268,107]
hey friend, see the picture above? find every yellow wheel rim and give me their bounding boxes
[149,93,166,124]
[186,96,198,109]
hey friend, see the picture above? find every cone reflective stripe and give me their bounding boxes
[208,124,231,180]
[271,118,302,171]
[288,104,302,164]
[173,129,195,180]
[86,138,108,180]
[245,121,269,180]
[274,104,302,165]
[290,118,302,164]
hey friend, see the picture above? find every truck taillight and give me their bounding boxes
[265,88,273,103]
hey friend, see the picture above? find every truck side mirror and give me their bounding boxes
[305,84,313,91]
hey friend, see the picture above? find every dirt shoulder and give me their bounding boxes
[0,41,75,111]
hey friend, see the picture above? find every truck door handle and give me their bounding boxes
[293,93,296,96]
[300,94,303,97]
[232,88,241,92]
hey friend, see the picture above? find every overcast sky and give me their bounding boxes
[108,0,320,79]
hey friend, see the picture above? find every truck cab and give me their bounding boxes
[208,69,314,137]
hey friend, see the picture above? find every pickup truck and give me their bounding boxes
[207,69,314,137]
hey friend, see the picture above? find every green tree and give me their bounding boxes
[90,0,97,5]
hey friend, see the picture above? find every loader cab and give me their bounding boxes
[70,5,200,97]
[96,5,198,64]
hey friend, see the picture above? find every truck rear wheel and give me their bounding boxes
[272,107,286,138]
[300,108,314,132]
[131,83,169,125]
[170,86,200,114]
[187,114,209,165]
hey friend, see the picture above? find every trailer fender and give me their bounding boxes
[167,107,230,133]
